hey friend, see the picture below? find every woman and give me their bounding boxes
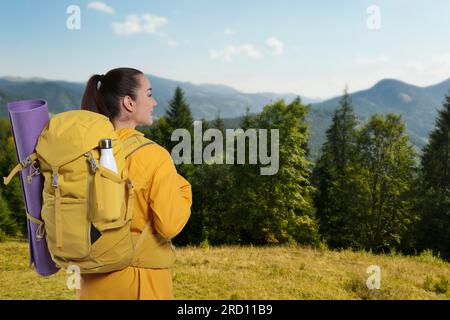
[77,67,192,299]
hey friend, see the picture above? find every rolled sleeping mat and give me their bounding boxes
[5,100,59,276]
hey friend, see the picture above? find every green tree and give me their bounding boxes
[2,179,26,237]
[312,89,362,248]
[212,112,226,133]
[415,94,450,259]
[231,98,318,245]
[240,106,253,131]
[0,119,16,177]
[174,113,235,246]
[357,113,416,252]
[145,87,195,180]
[0,119,26,237]
[167,87,194,137]
[169,87,195,180]
[175,163,235,246]
[146,86,194,150]
[144,116,172,149]
[0,187,18,238]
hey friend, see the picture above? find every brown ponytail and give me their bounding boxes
[81,67,144,121]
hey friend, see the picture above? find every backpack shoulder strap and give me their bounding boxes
[123,134,155,159]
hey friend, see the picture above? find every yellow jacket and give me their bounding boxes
[77,128,192,300]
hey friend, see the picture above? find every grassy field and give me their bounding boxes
[0,240,449,300]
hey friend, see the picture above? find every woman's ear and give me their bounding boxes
[122,95,135,113]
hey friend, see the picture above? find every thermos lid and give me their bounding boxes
[100,138,112,149]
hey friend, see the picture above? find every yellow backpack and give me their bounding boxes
[4,110,157,273]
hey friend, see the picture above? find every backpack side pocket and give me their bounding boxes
[92,165,127,225]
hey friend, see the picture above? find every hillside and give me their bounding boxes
[0,241,448,300]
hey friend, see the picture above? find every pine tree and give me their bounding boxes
[148,86,194,157]
[0,190,18,238]
[146,116,172,149]
[2,179,26,237]
[416,94,450,259]
[146,87,195,180]
[0,119,26,237]
[174,115,233,246]
[212,112,226,133]
[240,106,253,131]
[312,88,360,248]
[167,86,194,134]
[175,162,235,246]
[326,88,358,172]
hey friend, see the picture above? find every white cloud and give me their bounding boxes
[224,28,236,36]
[210,37,284,62]
[305,53,450,98]
[167,39,178,47]
[405,53,450,73]
[87,2,114,14]
[112,14,168,35]
[401,53,450,84]
[265,37,284,55]
[355,54,389,65]
[209,44,261,62]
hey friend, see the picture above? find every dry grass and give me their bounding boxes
[0,241,449,300]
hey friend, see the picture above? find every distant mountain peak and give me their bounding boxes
[372,78,412,89]
[2,76,48,83]
[196,83,242,95]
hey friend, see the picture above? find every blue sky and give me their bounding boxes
[1,0,450,98]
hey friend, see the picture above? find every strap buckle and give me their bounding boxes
[20,156,33,168]
[36,223,45,241]
[84,152,99,172]
[51,173,58,188]
[127,179,134,190]
[26,161,41,184]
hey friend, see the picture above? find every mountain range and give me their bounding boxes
[0,75,320,120]
[313,78,450,149]
[1,75,449,159]
[219,78,450,157]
